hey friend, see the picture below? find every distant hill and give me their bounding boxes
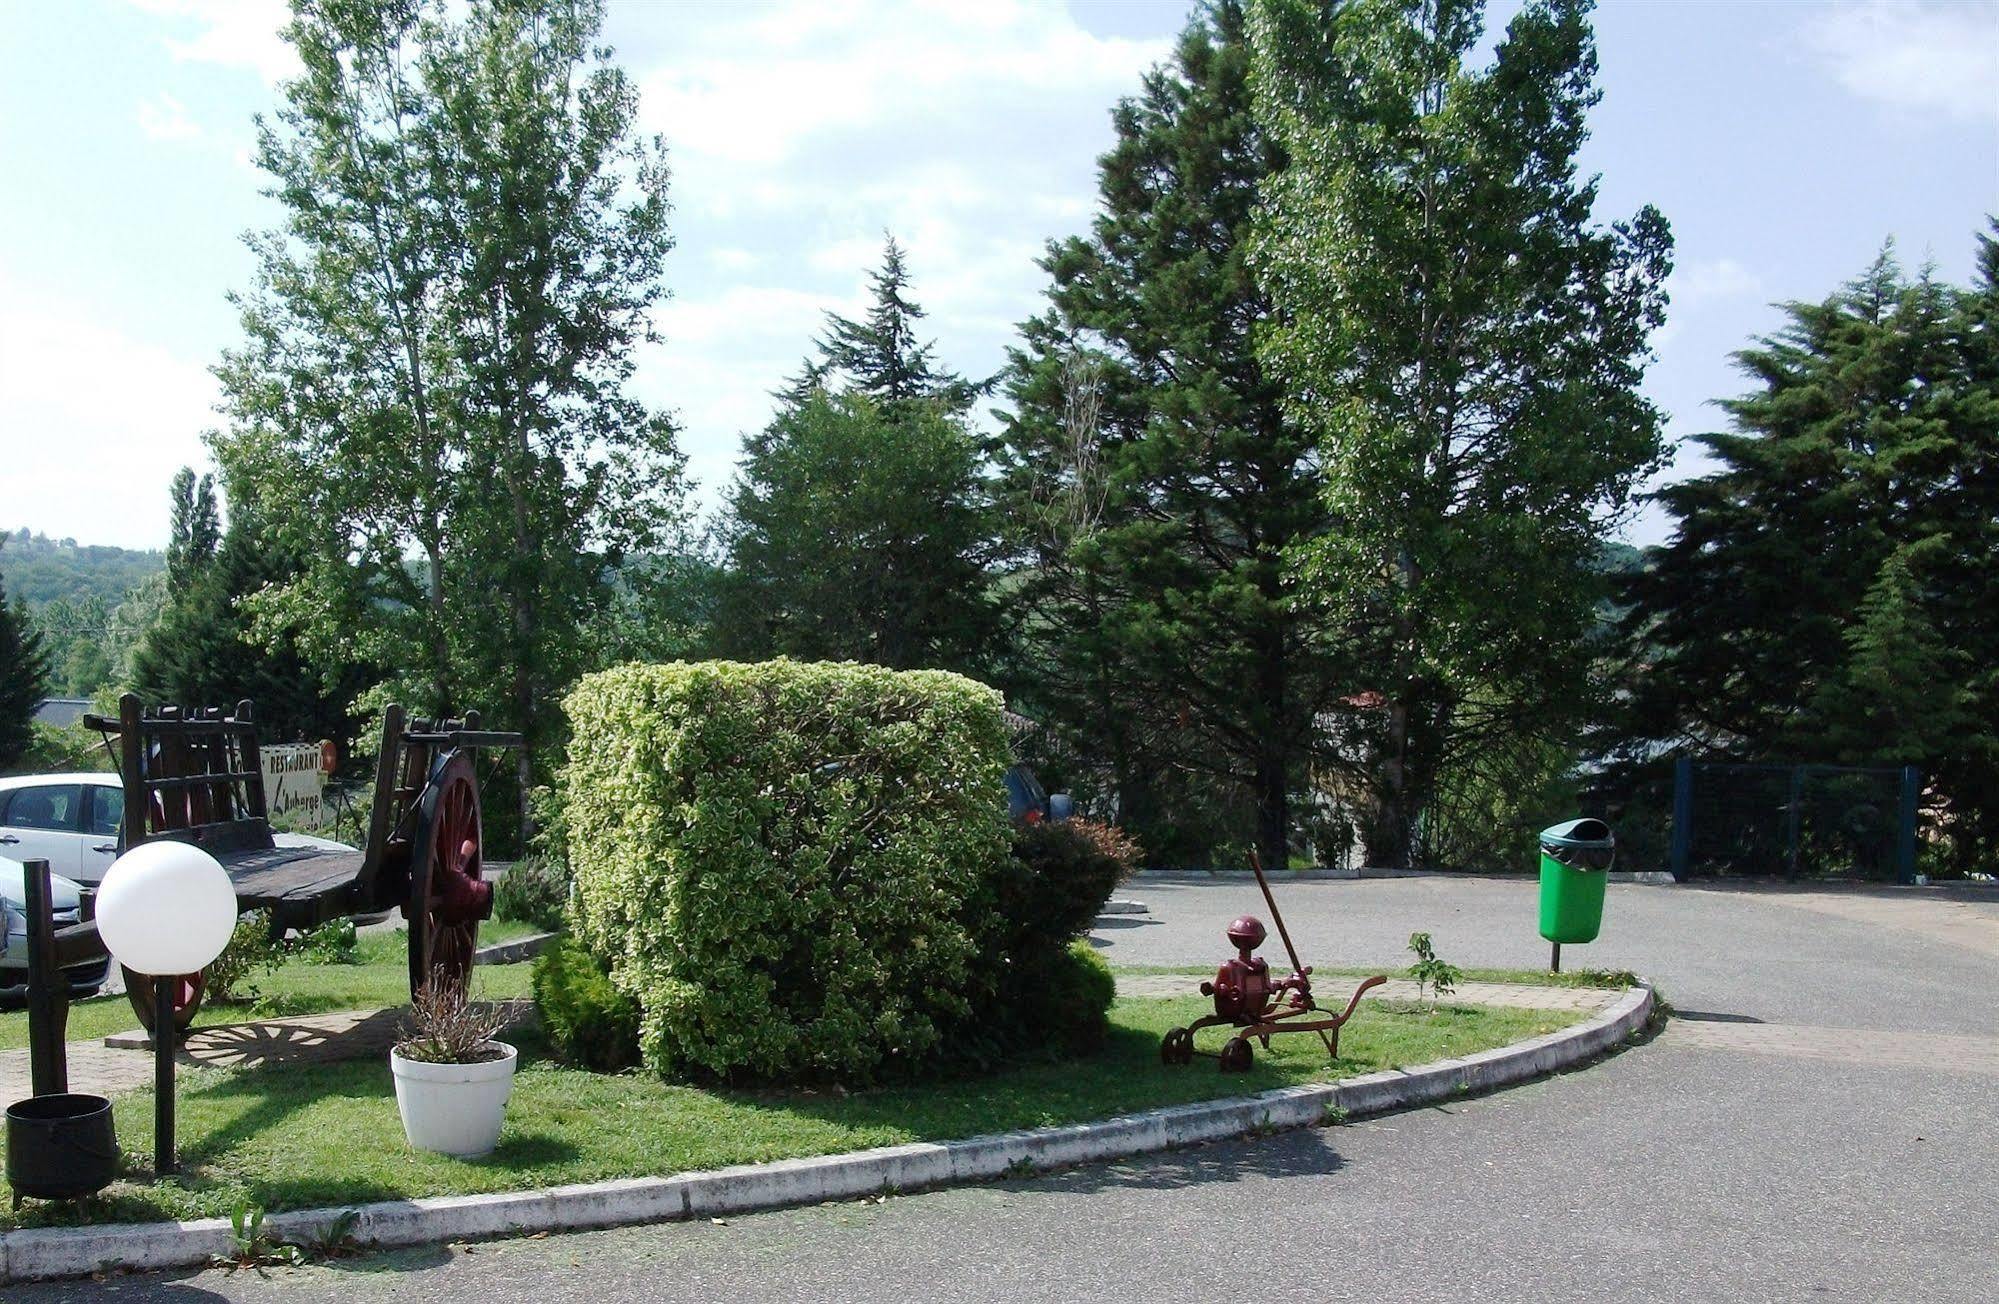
[1,529,165,607]
[1596,540,1646,575]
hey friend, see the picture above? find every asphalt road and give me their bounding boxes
[27,875,1999,1303]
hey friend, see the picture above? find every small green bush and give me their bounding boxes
[1002,817,1140,941]
[288,918,358,965]
[493,854,570,934]
[998,939,1116,1058]
[972,820,1134,1062]
[562,659,1013,1084]
[205,912,285,1005]
[532,935,641,1072]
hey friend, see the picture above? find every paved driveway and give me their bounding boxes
[24,876,1999,1303]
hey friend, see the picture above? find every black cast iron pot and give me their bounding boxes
[6,1093,119,1202]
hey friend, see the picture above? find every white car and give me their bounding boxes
[0,773,366,1002]
[1,855,110,1001]
[0,772,355,890]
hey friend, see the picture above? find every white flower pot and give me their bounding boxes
[390,1041,518,1157]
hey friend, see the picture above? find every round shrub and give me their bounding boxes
[1003,817,1140,940]
[1001,939,1117,1058]
[561,659,1013,1084]
[531,935,641,1072]
[493,854,571,934]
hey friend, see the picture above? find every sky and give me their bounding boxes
[0,0,1994,553]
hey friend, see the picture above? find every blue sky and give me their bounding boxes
[1,0,1994,551]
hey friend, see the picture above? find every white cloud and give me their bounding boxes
[1803,0,1999,124]
[0,273,217,550]
[128,0,297,84]
[1671,257,1764,310]
[136,93,202,141]
[620,0,1173,507]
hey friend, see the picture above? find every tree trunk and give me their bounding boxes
[1370,699,1414,870]
[1252,586,1292,874]
[422,540,453,718]
[1254,746,1289,874]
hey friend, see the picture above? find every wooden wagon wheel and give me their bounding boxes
[406,749,490,999]
[122,967,205,1040]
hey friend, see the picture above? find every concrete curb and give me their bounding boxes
[0,985,1653,1283]
[1137,867,1679,886]
[474,931,557,966]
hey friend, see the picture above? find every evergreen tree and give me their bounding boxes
[715,390,999,673]
[133,480,370,751]
[0,538,53,769]
[791,236,978,411]
[164,467,220,594]
[1248,0,1671,866]
[1616,228,1999,869]
[999,1,1345,870]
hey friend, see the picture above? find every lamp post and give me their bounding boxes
[94,841,237,1177]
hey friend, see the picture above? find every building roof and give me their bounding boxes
[30,698,92,729]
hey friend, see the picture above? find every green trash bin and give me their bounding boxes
[1538,818,1614,947]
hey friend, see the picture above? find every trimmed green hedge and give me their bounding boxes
[562,659,1014,1083]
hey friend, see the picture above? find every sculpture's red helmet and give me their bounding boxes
[1226,915,1267,950]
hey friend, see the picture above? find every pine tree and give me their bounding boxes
[133,483,370,750]
[0,538,53,769]
[1248,0,1671,866]
[998,0,1346,870]
[714,390,999,673]
[796,236,978,411]
[1613,228,1999,870]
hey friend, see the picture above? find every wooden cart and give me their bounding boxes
[84,694,521,1034]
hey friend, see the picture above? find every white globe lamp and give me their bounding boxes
[97,840,238,976]
[95,838,239,1179]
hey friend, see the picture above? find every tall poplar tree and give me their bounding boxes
[164,468,221,595]
[1248,0,1671,866]
[1000,0,1345,871]
[212,0,684,827]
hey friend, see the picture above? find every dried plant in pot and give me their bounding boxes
[390,968,516,1157]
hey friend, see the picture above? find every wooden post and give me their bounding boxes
[23,859,69,1097]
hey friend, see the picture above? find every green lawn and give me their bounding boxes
[1110,963,1639,989]
[0,994,1584,1229]
[0,921,543,1052]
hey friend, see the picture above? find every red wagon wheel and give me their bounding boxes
[122,967,206,1041]
[406,750,492,999]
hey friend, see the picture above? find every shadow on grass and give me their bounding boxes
[727,1020,1310,1144]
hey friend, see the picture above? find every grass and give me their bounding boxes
[1108,963,1640,989]
[0,921,543,1052]
[0,994,1582,1229]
